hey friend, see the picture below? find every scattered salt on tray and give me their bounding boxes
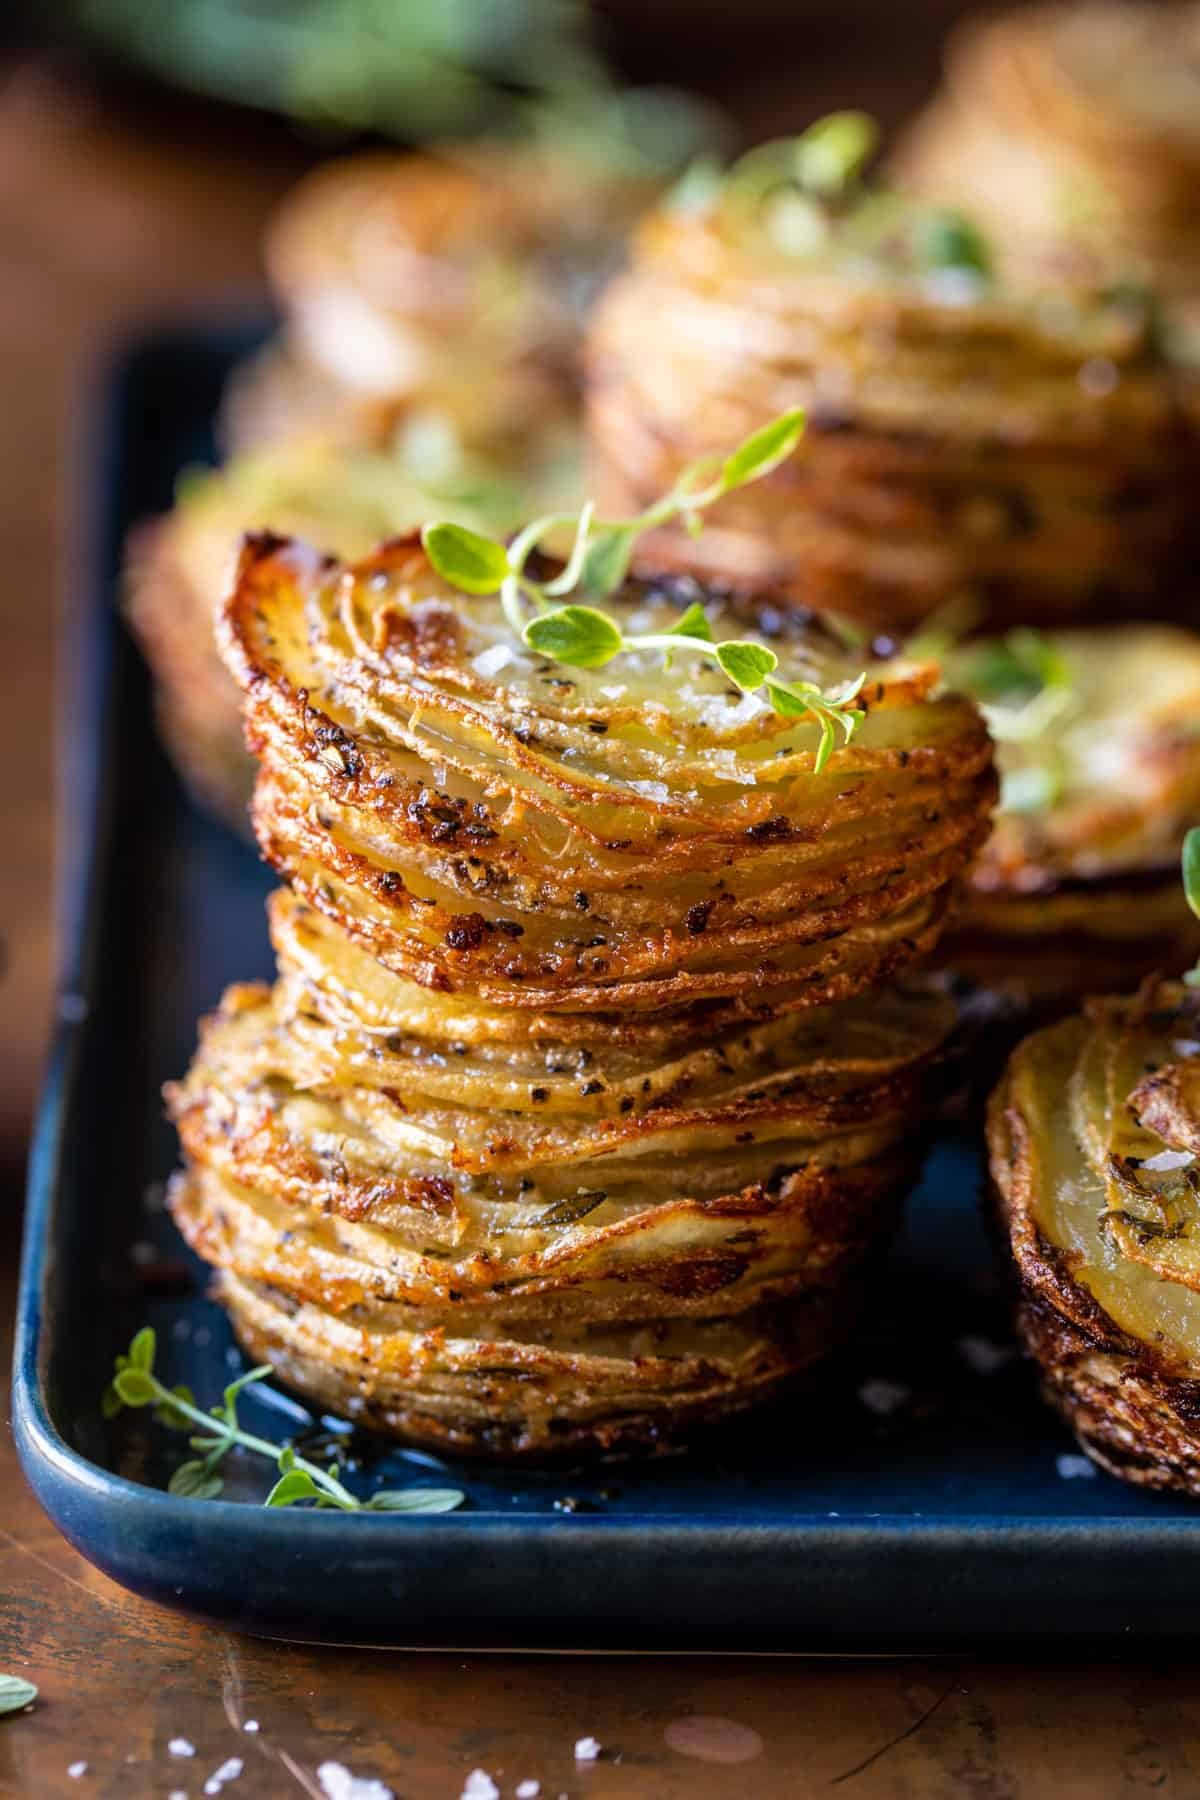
[1056,1454,1097,1481]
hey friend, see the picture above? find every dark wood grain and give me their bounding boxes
[5,35,1200,1800]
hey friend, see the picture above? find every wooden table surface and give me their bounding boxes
[5,35,1200,1800]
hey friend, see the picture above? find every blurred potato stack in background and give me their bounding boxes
[895,2,1200,307]
[127,93,717,825]
[585,100,1200,1027]
[586,113,1200,636]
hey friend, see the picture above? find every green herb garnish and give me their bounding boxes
[957,628,1074,745]
[1184,828,1200,987]
[0,1677,37,1718]
[422,409,866,773]
[917,209,992,277]
[718,112,879,216]
[104,1328,463,1514]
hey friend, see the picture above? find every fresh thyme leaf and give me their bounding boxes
[1000,765,1063,815]
[716,641,778,690]
[719,409,806,491]
[666,601,713,642]
[667,153,724,215]
[793,111,878,195]
[1184,830,1200,987]
[366,1488,465,1512]
[580,525,637,597]
[421,522,511,594]
[524,605,624,668]
[113,1367,158,1407]
[169,1458,225,1500]
[0,1677,37,1717]
[1184,829,1200,922]
[918,209,991,276]
[265,1469,323,1508]
[128,1326,156,1372]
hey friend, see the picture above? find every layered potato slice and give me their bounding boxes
[126,433,579,824]
[895,3,1200,304]
[990,979,1200,1493]
[167,968,955,1457]
[218,534,996,1014]
[225,143,674,461]
[941,625,1200,1012]
[586,181,1200,633]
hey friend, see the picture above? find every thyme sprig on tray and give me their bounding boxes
[104,1328,463,1513]
[1184,829,1200,988]
[422,409,866,773]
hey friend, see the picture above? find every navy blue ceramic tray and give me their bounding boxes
[17,324,1200,1650]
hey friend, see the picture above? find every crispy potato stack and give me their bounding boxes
[126,436,579,824]
[586,188,1200,634]
[990,979,1200,1493]
[163,533,993,1458]
[225,146,667,461]
[896,2,1200,304]
[942,624,1200,1012]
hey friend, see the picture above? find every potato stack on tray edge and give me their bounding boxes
[937,623,1200,1030]
[989,972,1200,1495]
[163,510,995,1460]
[225,145,681,462]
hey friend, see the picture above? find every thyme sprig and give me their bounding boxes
[104,1328,463,1514]
[421,409,866,773]
[0,1677,37,1717]
[1184,829,1200,988]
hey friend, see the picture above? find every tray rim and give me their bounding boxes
[16,321,1200,1650]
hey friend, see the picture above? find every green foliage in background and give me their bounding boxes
[64,0,720,165]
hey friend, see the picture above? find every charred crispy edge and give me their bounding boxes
[988,1042,1200,1491]
[218,1271,857,1462]
[1017,1299,1200,1497]
[1128,1064,1200,1158]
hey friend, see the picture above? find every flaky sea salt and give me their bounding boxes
[956,1334,1015,1376]
[516,1783,540,1798]
[574,1738,602,1763]
[1141,1148,1195,1173]
[169,1740,197,1759]
[1056,1454,1097,1481]
[459,1773,499,1800]
[67,1765,87,1779]
[242,1722,259,1735]
[317,1763,394,1800]
[472,644,514,680]
[204,1758,243,1795]
[857,1378,910,1417]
